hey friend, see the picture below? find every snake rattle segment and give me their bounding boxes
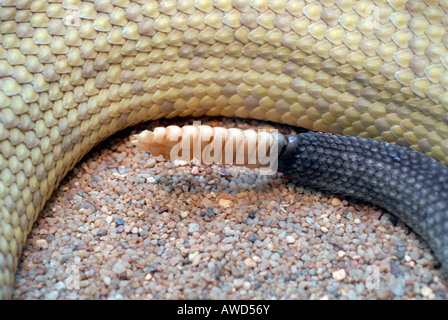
[2,0,448,299]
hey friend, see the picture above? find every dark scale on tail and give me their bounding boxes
[278,132,448,274]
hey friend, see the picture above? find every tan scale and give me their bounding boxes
[1,0,448,299]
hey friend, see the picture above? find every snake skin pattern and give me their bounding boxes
[1,0,448,298]
[278,132,448,275]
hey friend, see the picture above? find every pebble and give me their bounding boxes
[244,258,257,268]
[146,158,156,168]
[98,230,107,237]
[147,177,156,183]
[206,207,214,217]
[191,253,201,266]
[103,276,111,286]
[12,118,448,300]
[46,291,59,300]
[331,198,341,206]
[389,277,405,296]
[376,288,391,299]
[112,262,126,274]
[219,199,232,208]
[91,173,102,182]
[191,167,199,174]
[421,286,433,298]
[332,269,346,281]
[347,290,358,300]
[233,278,244,289]
[188,223,200,233]
[395,251,405,260]
[180,211,189,219]
[301,254,311,262]
[35,239,48,249]
[169,257,181,266]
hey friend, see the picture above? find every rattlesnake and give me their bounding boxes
[1,0,448,299]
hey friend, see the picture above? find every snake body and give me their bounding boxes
[278,132,448,275]
[2,0,448,298]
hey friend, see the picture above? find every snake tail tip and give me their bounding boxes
[131,125,283,169]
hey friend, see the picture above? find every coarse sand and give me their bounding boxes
[13,118,448,300]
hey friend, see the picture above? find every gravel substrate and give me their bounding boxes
[13,118,448,300]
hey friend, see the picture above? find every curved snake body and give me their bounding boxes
[278,132,448,274]
[2,0,448,298]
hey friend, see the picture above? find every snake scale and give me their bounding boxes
[2,0,448,299]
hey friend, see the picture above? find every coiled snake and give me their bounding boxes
[1,0,448,299]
